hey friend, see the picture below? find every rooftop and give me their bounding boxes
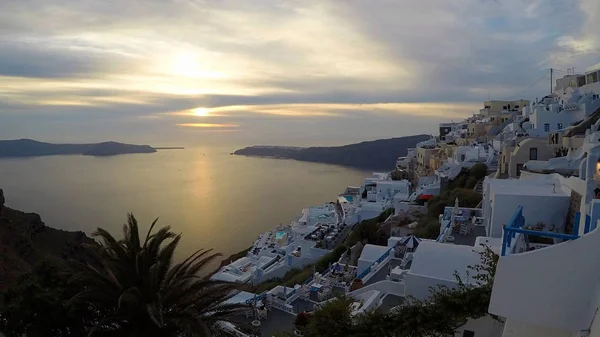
[487,178,570,197]
[231,308,296,336]
[359,244,392,263]
[409,241,482,283]
[451,225,487,247]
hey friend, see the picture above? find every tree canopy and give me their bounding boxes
[0,259,100,337]
[1,214,249,337]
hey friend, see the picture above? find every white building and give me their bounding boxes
[525,62,600,137]
[487,121,600,337]
[397,148,416,170]
[375,180,411,203]
[482,178,571,238]
[357,244,392,276]
[404,241,483,300]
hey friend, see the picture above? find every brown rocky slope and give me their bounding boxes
[0,195,96,291]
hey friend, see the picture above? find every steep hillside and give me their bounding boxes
[0,199,96,291]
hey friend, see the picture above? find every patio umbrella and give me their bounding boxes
[252,292,258,320]
[417,194,434,200]
[451,197,459,225]
[402,235,421,249]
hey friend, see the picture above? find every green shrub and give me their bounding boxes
[465,176,478,189]
[391,170,409,181]
[469,163,488,180]
[376,208,394,222]
[315,245,347,272]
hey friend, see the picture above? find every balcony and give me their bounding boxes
[489,206,600,333]
[501,205,579,256]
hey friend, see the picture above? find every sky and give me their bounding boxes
[0,0,599,147]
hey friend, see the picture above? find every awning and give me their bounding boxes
[417,194,434,200]
[401,235,422,249]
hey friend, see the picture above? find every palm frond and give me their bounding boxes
[73,214,245,337]
[143,217,161,248]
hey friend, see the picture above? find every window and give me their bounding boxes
[530,147,538,160]
[557,123,563,130]
[463,330,475,337]
[517,164,524,176]
[515,105,519,108]
[544,123,550,132]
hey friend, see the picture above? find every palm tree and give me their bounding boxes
[72,214,249,337]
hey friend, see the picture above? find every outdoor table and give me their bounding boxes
[390,266,404,280]
[311,283,323,292]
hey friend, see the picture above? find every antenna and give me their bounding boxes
[550,68,553,94]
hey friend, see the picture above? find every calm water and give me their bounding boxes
[0,148,368,270]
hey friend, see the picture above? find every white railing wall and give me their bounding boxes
[349,280,406,299]
[360,253,392,283]
[218,322,251,337]
[271,300,296,314]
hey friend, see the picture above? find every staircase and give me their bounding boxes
[474,180,484,194]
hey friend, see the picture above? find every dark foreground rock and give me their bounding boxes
[0,203,96,290]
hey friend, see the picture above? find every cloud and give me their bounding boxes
[0,0,598,144]
[177,123,240,128]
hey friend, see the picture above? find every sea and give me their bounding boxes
[0,147,369,271]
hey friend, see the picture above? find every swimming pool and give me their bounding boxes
[275,231,286,240]
[345,196,353,202]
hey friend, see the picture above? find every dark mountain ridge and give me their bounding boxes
[234,134,430,171]
[0,139,156,157]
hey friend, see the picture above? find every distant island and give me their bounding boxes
[0,139,157,157]
[233,134,430,171]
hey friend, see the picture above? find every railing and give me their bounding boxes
[563,103,579,111]
[501,206,579,256]
[218,322,251,337]
[436,221,451,242]
[286,288,297,299]
[272,301,296,314]
[357,247,393,280]
[244,292,267,305]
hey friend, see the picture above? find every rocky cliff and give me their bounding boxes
[0,192,96,290]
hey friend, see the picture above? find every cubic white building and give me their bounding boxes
[487,122,600,337]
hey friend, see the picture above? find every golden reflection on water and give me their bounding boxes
[0,148,368,272]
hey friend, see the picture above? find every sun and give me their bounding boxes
[166,52,223,79]
[192,108,209,117]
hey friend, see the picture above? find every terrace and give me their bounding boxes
[489,206,600,333]
[437,204,486,247]
[501,205,579,256]
[304,222,350,249]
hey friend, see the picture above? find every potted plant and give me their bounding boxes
[294,311,309,336]
[350,278,364,291]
